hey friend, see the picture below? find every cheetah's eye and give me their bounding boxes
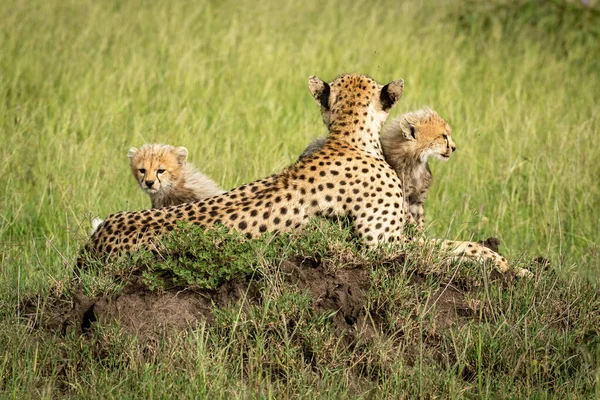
[409,126,416,139]
[157,169,165,174]
[138,168,146,174]
[442,134,448,141]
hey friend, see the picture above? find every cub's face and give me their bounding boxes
[415,118,456,162]
[128,145,188,194]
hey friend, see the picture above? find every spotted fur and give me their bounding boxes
[78,73,406,267]
[300,107,455,231]
[78,74,530,277]
[300,107,530,277]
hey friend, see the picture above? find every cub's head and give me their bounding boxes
[381,108,456,163]
[127,144,188,194]
[307,73,404,130]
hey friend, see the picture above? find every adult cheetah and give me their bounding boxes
[78,73,406,268]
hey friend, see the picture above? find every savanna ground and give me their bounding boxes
[1,0,599,398]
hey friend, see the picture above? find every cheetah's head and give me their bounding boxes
[382,108,456,163]
[307,73,404,130]
[128,144,188,194]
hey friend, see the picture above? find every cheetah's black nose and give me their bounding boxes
[145,180,154,187]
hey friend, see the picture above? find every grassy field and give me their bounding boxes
[1,0,599,398]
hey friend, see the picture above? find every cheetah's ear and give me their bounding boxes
[175,146,188,164]
[380,79,404,111]
[399,123,418,141]
[128,147,138,159]
[308,76,330,109]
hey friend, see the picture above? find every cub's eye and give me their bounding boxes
[138,168,146,174]
[157,169,165,174]
[442,134,448,141]
[409,126,416,139]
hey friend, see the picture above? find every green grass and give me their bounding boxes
[1,0,599,397]
[4,221,600,398]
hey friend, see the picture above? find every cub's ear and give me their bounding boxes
[308,76,331,109]
[175,146,188,164]
[380,79,404,111]
[408,125,417,140]
[128,147,138,159]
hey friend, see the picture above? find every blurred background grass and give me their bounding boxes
[0,0,599,292]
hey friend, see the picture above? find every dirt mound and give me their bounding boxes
[20,235,548,392]
[74,278,262,335]
[23,253,488,340]
[19,231,599,397]
[280,256,370,332]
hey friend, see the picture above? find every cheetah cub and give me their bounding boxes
[381,108,455,230]
[300,108,456,231]
[128,144,225,208]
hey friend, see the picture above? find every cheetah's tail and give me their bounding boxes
[90,218,104,236]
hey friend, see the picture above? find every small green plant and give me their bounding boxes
[135,219,362,290]
[139,223,266,290]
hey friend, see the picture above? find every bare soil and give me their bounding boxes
[22,238,511,340]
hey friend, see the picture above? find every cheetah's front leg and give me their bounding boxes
[436,239,533,278]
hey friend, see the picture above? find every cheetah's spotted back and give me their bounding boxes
[78,74,406,267]
[299,107,456,231]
